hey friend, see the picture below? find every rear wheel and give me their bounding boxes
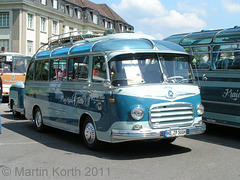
[12,101,21,118]
[82,117,103,150]
[34,107,45,132]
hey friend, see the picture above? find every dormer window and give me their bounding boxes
[60,4,65,13]
[77,10,81,19]
[53,0,58,9]
[93,14,98,24]
[69,7,73,17]
[41,0,46,5]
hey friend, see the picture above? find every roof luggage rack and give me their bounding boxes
[35,28,137,55]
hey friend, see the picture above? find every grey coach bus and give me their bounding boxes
[165,26,240,128]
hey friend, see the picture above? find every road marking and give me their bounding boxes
[0,141,60,146]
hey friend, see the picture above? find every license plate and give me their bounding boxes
[165,129,186,137]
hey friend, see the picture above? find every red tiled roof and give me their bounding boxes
[65,0,129,25]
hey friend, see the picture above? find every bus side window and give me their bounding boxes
[26,61,34,81]
[50,59,67,81]
[68,56,89,82]
[35,60,49,81]
[92,56,107,82]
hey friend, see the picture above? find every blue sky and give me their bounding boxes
[90,0,240,39]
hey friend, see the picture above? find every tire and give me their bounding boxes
[160,137,177,144]
[82,117,103,150]
[34,107,45,132]
[12,101,21,118]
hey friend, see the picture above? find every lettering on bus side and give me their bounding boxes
[222,88,240,101]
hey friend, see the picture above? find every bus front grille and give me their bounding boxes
[149,103,194,128]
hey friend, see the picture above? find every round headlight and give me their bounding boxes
[197,104,204,116]
[131,107,144,120]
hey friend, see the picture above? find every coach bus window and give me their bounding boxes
[68,56,89,82]
[35,60,49,81]
[213,45,240,69]
[26,61,34,81]
[190,46,210,69]
[50,59,67,81]
[92,56,107,82]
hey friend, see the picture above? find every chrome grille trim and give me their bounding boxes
[149,102,194,128]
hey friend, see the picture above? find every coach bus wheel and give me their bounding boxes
[82,117,103,150]
[34,107,45,132]
[12,101,21,118]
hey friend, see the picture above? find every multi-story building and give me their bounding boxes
[0,0,134,56]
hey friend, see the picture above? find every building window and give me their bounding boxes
[52,21,58,34]
[77,11,81,19]
[27,13,33,29]
[40,17,46,32]
[60,5,65,13]
[0,39,9,52]
[93,14,98,24]
[53,0,58,9]
[69,27,74,32]
[62,25,65,33]
[69,7,73,17]
[120,24,124,32]
[105,21,108,29]
[41,0,46,5]
[27,40,33,56]
[0,12,9,27]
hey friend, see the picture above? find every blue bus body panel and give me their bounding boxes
[69,43,93,55]
[9,81,25,113]
[36,50,52,59]
[52,47,71,57]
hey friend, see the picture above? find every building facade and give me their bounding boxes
[0,0,134,56]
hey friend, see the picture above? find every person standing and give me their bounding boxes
[0,77,2,134]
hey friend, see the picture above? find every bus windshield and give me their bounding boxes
[109,53,194,86]
[160,54,194,84]
[0,56,12,73]
[0,55,30,74]
[13,56,30,73]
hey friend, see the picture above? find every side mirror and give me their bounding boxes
[202,74,207,82]
[103,79,111,88]
[199,74,207,89]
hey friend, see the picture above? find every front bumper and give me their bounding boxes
[111,123,206,141]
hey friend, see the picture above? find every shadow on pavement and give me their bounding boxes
[2,121,191,160]
[187,123,240,149]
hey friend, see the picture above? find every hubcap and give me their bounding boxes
[84,123,96,144]
[35,111,42,128]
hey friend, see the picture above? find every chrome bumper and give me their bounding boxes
[112,123,206,141]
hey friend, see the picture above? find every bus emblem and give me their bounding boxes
[166,90,175,99]
[12,75,15,79]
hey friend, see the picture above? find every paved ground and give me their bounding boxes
[0,103,240,180]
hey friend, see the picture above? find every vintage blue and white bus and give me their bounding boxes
[164,26,240,128]
[24,33,205,149]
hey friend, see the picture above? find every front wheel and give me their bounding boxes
[34,107,45,132]
[82,117,103,150]
[160,137,177,144]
